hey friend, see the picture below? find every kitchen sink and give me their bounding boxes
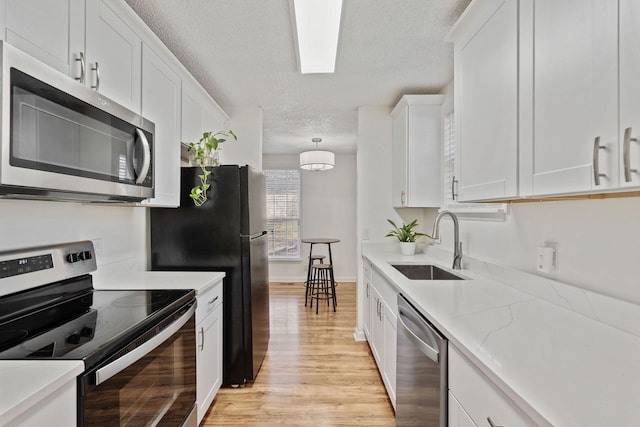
[391,264,465,280]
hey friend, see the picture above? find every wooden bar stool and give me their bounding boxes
[309,263,337,314]
[305,254,326,306]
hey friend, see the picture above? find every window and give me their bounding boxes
[442,111,508,219]
[265,169,301,259]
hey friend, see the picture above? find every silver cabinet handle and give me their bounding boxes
[593,136,606,186]
[134,128,151,184]
[199,327,205,351]
[623,127,638,182]
[75,52,85,84]
[486,417,503,427]
[208,295,219,306]
[91,61,100,90]
[366,282,369,298]
[95,304,195,385]
[401,190,406,206]
[451,176,458,200]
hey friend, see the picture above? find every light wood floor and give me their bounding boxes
[202,282,396,426]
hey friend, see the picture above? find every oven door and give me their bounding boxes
[79,302,197,427]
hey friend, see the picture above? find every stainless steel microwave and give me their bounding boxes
[0,42,154,203]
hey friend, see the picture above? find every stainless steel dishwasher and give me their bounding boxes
[396,294,448,427]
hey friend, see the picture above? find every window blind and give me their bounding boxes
[265,169,301,259]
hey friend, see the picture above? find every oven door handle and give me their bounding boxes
[95,303,195,385]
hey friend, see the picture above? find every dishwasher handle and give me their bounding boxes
[398,297,445,364]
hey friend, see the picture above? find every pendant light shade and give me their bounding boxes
[300,138,335,171]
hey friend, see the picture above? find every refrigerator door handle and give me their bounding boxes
[242,230,268,240]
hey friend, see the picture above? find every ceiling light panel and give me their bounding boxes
[293,0,343,73]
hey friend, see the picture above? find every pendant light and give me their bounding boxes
[300,138,335,171]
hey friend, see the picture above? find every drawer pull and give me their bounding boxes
[487,417,503,427]
[208,295,219,305]
[199,327,205,351]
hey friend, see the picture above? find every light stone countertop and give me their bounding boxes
[0,360,83,425]
[91,270,226,293]
[363,242,640,427]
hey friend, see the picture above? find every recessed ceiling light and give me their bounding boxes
[292,0,343,74]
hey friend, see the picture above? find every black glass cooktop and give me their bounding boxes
[0,275,195,369]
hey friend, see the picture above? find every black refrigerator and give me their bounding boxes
[150,165,270,387]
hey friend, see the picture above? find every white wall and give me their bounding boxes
[0,199,146,269]
[221,107,263,170]
[263,154,357,282]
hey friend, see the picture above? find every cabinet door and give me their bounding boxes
[449,391,477,427]
[455,0,518,201]
[527,0,618,195]
[85,0,141,113]
[3,0,84,77]
[363,280,372,339]
[197,304,223,424]
[181,81,206,144]
[140,44,181,207]
[382,304,397,408]
[619,0,640,188]
[6,379,76,427]
[391,106,408,207]
[369,288,384,367]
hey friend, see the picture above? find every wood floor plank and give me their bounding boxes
[202,282,395,426]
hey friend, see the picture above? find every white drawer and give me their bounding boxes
[372,267,398,315]
[195,279,223,325]
[449,344,537,427]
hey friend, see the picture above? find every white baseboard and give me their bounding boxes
[353,328,366,341]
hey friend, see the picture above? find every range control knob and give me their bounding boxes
[66,253,79,263]
[80,327,94,338]
[66,333,81,345]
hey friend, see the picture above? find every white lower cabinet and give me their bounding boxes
[448,344,537,427]
[367,266,398,409]
[6,379,76,427]
[195,280,223,424]
[449,391,477,427]
[362,258,372,340]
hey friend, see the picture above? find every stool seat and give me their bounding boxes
[312,263,332,270]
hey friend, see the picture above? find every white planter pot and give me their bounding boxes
[400,242,416,256]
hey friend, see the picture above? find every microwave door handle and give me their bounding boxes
[134,128,151,184]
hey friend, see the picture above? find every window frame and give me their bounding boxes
[265,168,302,260]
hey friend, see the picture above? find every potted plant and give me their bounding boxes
[385,219,431,256]
[186,130,237,206]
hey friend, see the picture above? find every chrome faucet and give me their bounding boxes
[432,210,463,270]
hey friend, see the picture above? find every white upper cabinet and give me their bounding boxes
[391,95,443,207]
[448,0,519,201]
[619,0,640,189]
[521,0,618,196]
[85,0,141,113]
[140,44,181,207]
[2,0,84,77]
[3,0,142,114]
[181,79,227,150]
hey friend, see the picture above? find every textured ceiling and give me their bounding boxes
[124,0,471,154]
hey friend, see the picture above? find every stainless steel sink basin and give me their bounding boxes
[391,264,465,280]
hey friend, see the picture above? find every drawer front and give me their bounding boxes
[372,267,398,315]
[449,344,537,427]
[196,280,223,325]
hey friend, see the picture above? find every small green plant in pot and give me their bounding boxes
[186,130,237,206]
[386,219,430,255]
